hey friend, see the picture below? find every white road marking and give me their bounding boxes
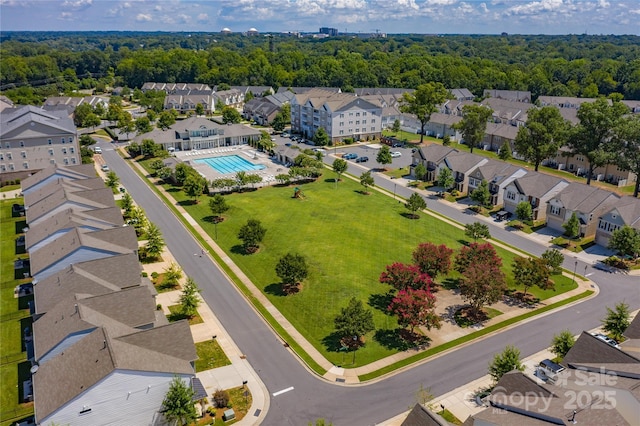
[585,273,594,277]
[272,386,294,397]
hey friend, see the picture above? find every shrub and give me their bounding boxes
[151,271,159,279]
[213,389,230,408]
[141,272,148,277]
[15,179,20,184]
[156,304,162,311]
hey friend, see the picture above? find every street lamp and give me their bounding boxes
[573,257,578,284]
[393,183,397,200]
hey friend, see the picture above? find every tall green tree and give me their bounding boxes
[332,158,348,185]
[392,119,401,133]
[488,345,524,383]
[498,141,512,161]
[360,170,374,194]
[601,301,630,342]
[414,163,427,182]
[183,174,206,203]
[512,256,553,298]
[514,106,568,171]
[105,171,119,190]
[452,105,493,153]
[209,194,229,221]
[563,212,580,238]
[400,82,450,144]
[376,145,393,169]
[436,167,454,190]
[275,252,308,293]
[470,180,491,208]
[179,277,201,319]
[162,376,197,426]
[334,297,375,348]
[135,116,153,135]
[541,248,564,274]
[405,193,426,219]
[550,330,575,359]
[238,219,266,253]
[515,201,532,222]
[608,225,640,258]
[195,103,205,116]
[144,222,165,260]
[222,106,242,124]
[313,127,330,146]
[566,98,628,185]
[157,111,176,130]
[120,192,134,218]
[613,114,640,197]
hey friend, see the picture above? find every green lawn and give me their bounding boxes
[0,200,33,425]
[194,339,232,372]
[167,304,204,325]
[157,168,576,367]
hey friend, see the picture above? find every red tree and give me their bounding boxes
[387,289,441,333]
[459,263,507,317]
[454,242,502,274]
[379,262,432,292]
[412,242,454,280]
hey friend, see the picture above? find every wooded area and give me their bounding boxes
[1,32,640,102]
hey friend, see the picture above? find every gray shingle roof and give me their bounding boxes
[402,403,452,426]
[21,164,96,193]
[607,196,640,229]
[444,151,488,173]
[513,172,568,199]
[26,187,116,224]
[24,177,106,207]
[552,182,619,214]
[33,253,144,315]
[563,332,640,366]
[624,313,640,340]
[0,105,76,138]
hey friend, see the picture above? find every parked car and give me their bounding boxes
[392,142,404,148]
[592,333,620,348]
[93,146,102,154]
[101,164,109,172]
[355,156,369,163]
[390,151,402,158]
[343,153,358,160]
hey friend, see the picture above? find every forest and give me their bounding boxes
[1,32,640,104]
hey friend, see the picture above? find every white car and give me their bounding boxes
[93,146,102,154]
[101,164,109,172]
[390,151,402,158]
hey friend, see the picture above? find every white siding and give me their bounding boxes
[40,370,192,426]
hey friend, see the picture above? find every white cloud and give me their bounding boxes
[136,13,152,22]
[197,13,209,23]
[58,11,73,20]
[62,0,92,9]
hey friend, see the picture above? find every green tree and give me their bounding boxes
[400,82,450,144]
[308,419,333,426]
[84,112,101,129]
[436,167,454,190]
[105,171,119,190]
[541,248,564,274]
[179,277,201,319]
[195,103,205,116]
[222,106,242,124]
[376,145,393,169]
[73,103,94,127]
[550,330,575,359]
[488,345,524,383]
[271,113,286,132]
[498,141,512,161]
[613,115,640,197]
[360,170,374,194]
[563,212,580,238]
[117,112,135,137]
[144,222,165,260]
[157,111,176,130]
[464,222,490,241]
[452,105,493,153]
[392,119,401,133]
[141,139,157,158]
[120,192,134,218]
[470,180,491,208]
[514,106,568,171]
[442,134,451,146]
[79,134,95,147]
[414,163,427,181]
[275,252,308,293]
[566,98,628,185]
[601,302,630,342]
[162,376,197,426]
[209,194,229,221]
[128,206,148,236]
[162,262,183,290]
[157,167,173,182]
[238,219,266,253]
[313,127,330,146]
[183,174,206,203]
[512,256,553,298]
[405,193,427,219]
[135,116,153,135]
[608,225,640,258]
[515,201,532,222]
[332,158,348,185]
[174,163,191,186]
[334,297,375,348]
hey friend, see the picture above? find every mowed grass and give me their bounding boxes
[162,169,576,366]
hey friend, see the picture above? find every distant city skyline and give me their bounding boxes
[1,0,639,36]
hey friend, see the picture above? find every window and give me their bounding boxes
[469,177,480,187]
[50,159,56,165]
[340,113,344,118]
[356,121,360,125]
[371,118,376,123]
[550,205,561,216]
[356,128,360,133]
[371,127,375,131]
[363,112,367,116]
[48,139,52,145]
[5,143,10,148]
[23,162,28,169]
[9,163,14,170]
[21,151,26,158]
[339,130,344,135]
[349,112,353,116]
[0,165,5,171]
[7,153,12,160]
[71,157,77,164]
[62,148,67,154]
[0,153,3,160]
[49,148,54,156]
[362,119,366,124]
[506,191,516,201]
[20,141,24,147]
[69,136,73,143]
[64,158,69,164]
[62,138,66,144]
[70,147,75,154]
[339,122,344,126]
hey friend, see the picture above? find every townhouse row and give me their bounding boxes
[19,164,197,425]
[412,144,640,247]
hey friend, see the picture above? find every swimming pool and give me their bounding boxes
[194,155,266,174]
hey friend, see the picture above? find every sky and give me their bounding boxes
[1,0,639,35]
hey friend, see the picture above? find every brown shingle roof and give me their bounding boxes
[33,253,143,314]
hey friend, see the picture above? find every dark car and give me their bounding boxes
[392,142,404,148]
[343,153,358,160]
[355,156,369,163]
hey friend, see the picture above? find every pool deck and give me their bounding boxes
[175,145,287,186]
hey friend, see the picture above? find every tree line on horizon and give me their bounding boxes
[1,33,640,103]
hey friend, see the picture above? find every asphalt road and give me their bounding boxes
[101,141,639,426]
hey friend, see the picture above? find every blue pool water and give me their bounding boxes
[194,155,266,174]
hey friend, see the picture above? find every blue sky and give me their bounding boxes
[1,0,639,35]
